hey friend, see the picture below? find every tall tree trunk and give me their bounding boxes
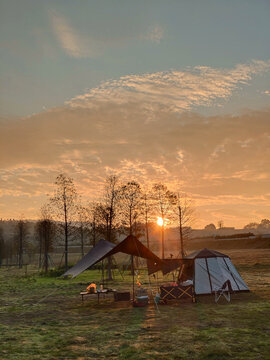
[129,207,135,275]
[44,222,49,273]
[80,224,84,258]
[107,207,113,280]
[107,256,113,281]
[145,211,149,249]
[161,211,165,259]
[178,206,184,258]
[39,233,42,268]
[92,216,96,247]
[131,255,135,303]
[19,224,23,268]
[129,207,132,236]
[64,198,68,272]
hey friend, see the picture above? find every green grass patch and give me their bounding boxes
[0,253,270,359]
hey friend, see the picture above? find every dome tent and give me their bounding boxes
[183,249,249,295]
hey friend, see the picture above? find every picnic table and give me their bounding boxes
[80,289,117,303]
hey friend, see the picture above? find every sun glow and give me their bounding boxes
[157,217,164,226]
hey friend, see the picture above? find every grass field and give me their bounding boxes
[0,249,269,360]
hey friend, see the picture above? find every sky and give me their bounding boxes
[0,0,270,228]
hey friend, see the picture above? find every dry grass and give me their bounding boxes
[0,249,269,359]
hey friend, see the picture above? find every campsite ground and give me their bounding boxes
[0,249,269,360]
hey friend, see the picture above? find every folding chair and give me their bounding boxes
[215,280,233,303]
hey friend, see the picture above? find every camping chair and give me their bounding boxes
[215,280,233,303]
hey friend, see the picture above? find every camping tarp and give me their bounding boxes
[62,239,116,278]
[62,235,163,278]
[102,235,163,264]
[147,258,183,275]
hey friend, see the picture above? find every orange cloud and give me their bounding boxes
[68,60,270,113]
[1,62,270,226]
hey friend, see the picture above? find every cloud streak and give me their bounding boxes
[142,25,164,43]
[51,12,165,58]
[1,61,270,225]
[68,60,270,113]
[51,12,101,58]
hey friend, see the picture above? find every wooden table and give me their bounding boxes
[80,289,116,303]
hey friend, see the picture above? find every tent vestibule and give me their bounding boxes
[183,249,249,295]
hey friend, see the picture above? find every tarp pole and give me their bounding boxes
[102,259,104,286]
[132,255,134,303]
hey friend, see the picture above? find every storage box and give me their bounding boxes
[114,292,130,301]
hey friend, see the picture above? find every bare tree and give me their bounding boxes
[258,219,270,230]
[141,192,154,249]
[119,181,143,274]
[102,175,121,280]
[14,219,28,268]
[2,234,16,266]
[92,202,110,240]
[50,174,77,271]
[35,204,56,273]
[217,220,224,229]
[173,193,194,258]
[104,175,120,243]
[0,227,4,267]
[152,183,176,259]
[119,181,142,236]
[76,203,91,258]
[204,223,216,231]
[90,201,117,243]
[89,202,98,247]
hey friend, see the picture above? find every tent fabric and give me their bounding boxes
[62,239,116,278]
[194,258,212,294]
[194,256,249,295]
[220,257,248,291]
[145,247,249,296]
[185,248,229,259]
[104,235,162,263]
[147,258,183,275]
[147,259,162,275]
[146,249,230,275]
[62,235,162,278]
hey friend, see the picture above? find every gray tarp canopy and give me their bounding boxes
[103,235,162,264]
[62,235,163,278]
[62,239,116,278]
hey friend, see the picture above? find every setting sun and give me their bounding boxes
[157,217,164,226]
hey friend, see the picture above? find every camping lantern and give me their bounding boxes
[87,283,97,293]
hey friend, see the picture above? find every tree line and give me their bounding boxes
[0,174,194,274]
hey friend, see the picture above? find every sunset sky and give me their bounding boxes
[0,0,270,227]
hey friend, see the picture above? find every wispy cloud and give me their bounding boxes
[142,25,164,43]
[1,60,270,224]
[51,12,101,58]
[51,12,165,58]
[67,60,270,113]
